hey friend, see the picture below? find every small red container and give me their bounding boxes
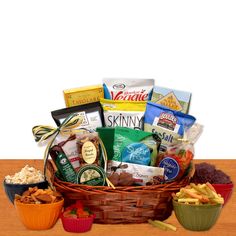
[61,213,95,233]
[212,183,234,205]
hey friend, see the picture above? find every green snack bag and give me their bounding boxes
[113,127,161,166]
[96,127,115,160]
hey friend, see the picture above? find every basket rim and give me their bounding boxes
[53,174,190,192]
[46,159,192,193]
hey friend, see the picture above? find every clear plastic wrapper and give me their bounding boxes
[156,123,203,182]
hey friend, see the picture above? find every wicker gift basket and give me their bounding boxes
[33,114,193,224]
[46,160,191,224]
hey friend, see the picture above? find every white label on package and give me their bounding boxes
[62,139,80,170]
[103,111,144,129]
[59,111,102,131]
[152,117,180,133]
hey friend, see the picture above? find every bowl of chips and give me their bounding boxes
[173,200,222,231]
[4,180,48,204]
[14,187,64,230]
[191,162,233,205]
[172,183,224,231]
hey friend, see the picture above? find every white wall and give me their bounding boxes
[0,0,235,159]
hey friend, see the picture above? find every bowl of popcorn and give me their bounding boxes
[172,183,224,231]
[14,187,64,230]
[3,165,48,204]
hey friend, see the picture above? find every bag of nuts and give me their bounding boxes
[76,132,101,166]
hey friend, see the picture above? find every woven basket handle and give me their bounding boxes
[45,160,56,187]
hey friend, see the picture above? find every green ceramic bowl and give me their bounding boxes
[173,199,222,231]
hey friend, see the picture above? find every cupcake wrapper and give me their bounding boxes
[61,214,95,233]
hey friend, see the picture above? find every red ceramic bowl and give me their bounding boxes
[212,183,234,205]
[61,213,95,233]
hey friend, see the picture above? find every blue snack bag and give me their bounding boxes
[144,102,196,153]
[113,127,161,166]
[121,142,151,165]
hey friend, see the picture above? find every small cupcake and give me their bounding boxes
[61,201,95,233]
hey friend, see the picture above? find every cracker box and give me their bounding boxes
[151,86,191,114]
[63,85,104,107]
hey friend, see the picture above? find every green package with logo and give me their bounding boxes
[113,127,161,166]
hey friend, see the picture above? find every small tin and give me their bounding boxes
[76,165,106,186]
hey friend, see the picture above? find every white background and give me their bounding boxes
[0,0,235,159]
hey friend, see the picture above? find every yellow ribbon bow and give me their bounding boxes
[32,113,83,175]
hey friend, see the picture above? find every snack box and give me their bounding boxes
[151,86,191,114]
[63,85,104,107]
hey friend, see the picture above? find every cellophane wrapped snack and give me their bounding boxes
[107,160,164,186]
[76,132,101,166]
[54,135,80,171]
[50,132,104,184]
[156,123,203,182]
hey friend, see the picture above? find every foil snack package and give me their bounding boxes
[51,102,104,131]
[103,78,154,101]
[112,127,161,166]
[54,132,104,172]
[144,102,196,153]
[100,98,146,129]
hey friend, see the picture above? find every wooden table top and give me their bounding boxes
[0,159,235,236]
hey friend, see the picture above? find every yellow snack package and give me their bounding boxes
[64,85,104,107]
[100,98,146,129]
